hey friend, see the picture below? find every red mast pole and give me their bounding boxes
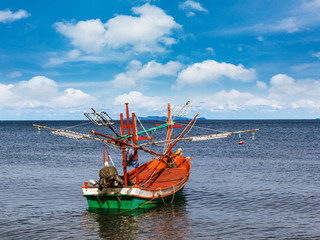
[120,112,128,186]
[132,112,140,186]
[166,102,172,153]
[125,103,131,136]
[164,112,199,156]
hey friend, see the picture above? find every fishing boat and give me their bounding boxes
[34,102,258,210]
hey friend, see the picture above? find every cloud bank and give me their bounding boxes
[174,60,257,88]
[113,91,164,110]
[0,76,95,111]
[111,60,183,88]
[53,3,181,63]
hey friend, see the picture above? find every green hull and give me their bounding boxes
[83,187,184,210]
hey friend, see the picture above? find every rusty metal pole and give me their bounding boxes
[132,112,140,186]
[120,112,128,186]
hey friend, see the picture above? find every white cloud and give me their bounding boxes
[189,73,320,116]
[0,76,95,110]
[14,76,58,101]
[179,0,208,17]
[0,83,15,104]
[276,18,300,33]
[54,3,181,55]
[193,89,272,113]
[46,48,128,67]
[256,80,267,89]
[301,0,320,12]
[0,9,30,23]
[215,89,254,110]
[205,47,215,54]
[257,36,264,41]
[67,49,81,59]
[312,52,320,59]
[269,73,320,108]
[55,19,108,54]
[292,99,318,109]
[235,17,300,34]
[113,91,164,110]
[51,88,94,108]
[111,60,183,88]
[270,74,299,96]
[105,3,181,52]
[175,60,257,88]
[219,0,320,35]
[7,71,22,79]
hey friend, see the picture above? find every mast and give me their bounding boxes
[166,102,172,153]
[132,112,140,186]
[120,111,128,186]
[164,112,199,156]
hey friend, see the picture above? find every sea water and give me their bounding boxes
[0,120,319,239]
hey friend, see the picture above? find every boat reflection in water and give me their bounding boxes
[81,194,193,239]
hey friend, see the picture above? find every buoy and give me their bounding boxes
[238,133,244,144]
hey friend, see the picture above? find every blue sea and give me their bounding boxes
[0,120,319,239]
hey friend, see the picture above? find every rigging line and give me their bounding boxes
[64,121,92,129]
[135,114,152,143]
[158,117,226,134]
[172,101,190,122]
[162,127,169,155]
[134,114,162,153]
[138,158,161,187]
[139,167,158,187]
[103,146,116,167]
[174,121,226,133]
[95,133,122,152]
[183,115,198,137]
[162,115,173,155]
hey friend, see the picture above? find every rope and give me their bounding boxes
[162,115,173,155]
[65,121,92,129]
[135,114,152,143]
[160,185,175,206]
[157,118,227,134]
[180,115,198,138]
[139,159,161,187]
[190,124,226,133]
[104,147,116,167]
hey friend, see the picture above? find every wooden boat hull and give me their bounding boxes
[83,186,185,209]
[82,156,191,210]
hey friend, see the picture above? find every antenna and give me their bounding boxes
[84,108,115,127]
[172,101,192,119]
[84,108,120,137]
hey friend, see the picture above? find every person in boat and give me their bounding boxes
[98,162,124,189]
[173,147,182,157]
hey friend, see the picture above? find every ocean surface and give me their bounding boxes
[0,119,319,239]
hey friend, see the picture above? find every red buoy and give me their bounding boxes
[238,141,244,145]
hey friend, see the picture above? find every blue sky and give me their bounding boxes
[1,0,320,120]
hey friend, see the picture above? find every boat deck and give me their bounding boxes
[127,157,190,190]
[129,167,189,189]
